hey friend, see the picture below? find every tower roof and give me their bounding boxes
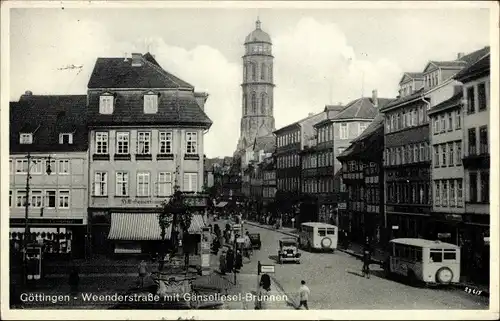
[245,18,272,45]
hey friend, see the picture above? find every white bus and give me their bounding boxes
[384,238,461,286]
[298,222,338,252]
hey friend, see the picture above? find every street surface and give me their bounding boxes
[216,219,488,310]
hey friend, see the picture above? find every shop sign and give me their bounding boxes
[338,203,347,210]
[445,214,463,222]
[10,218,83,225]
[121,198,165,206]
[437,233,451,239]
[392,225,399,230]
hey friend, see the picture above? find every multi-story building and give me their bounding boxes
[9,93,89,258]
[86,52,212,255]
[428,89,465,244]
[337,114,385,244]
[454,51,490,283]
[275,112,326,217]
[301,91,391,224]
[261,155,277,211]
[380,47,489,239]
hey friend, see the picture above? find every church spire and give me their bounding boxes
[256,17,261,30]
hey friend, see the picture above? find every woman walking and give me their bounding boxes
[255,274,271,310]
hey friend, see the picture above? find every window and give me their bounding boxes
[442,180,448,206]
[157,131,172,154]
[116,172,129,196]
[9,190,12,207]
[251,63,256,80]
[186,132,198,154]
[95,132,109,154]
[457,179,463,205]
[441,144,447,167]
[402,111,406,128]
[137,172,150,197]
[433,146,440,167]
[94,172,108,196]
[430,251,443,263]
[448,143,454,166]
[418,107,424,124]
[468,128,477,155]
[466,87,475,113]
[443,251,457,260]
[260,93,267,114]
[144,93,158,113]
[456,141,462,164]
[455,110,461,129]
[261,63,266,80]
[58,159,70,175]
[16,190,27,208]
[440,115,446,133]
[99,94,114,114]
[59,133,73,144]
[413,145,419,163]
[116,132,129,154]
[137,132,151,154]
[469,172,478,203]
[433,118,439,135]
[251,92,257,113]
[183,172,198,192]
[359,123,367,135]
[158,172,172,197]
[434,181,440,206]
[15,159,28,174]
[480,171,489,203]
[19,133,33,144]
[31,190,43,208]
[31,159,44,174]
[479,126,488,154]
[449,180,456,207]
[447,113,453,131]
[478,83,487,111]
[340,123,348,139]
[58,190,70,208]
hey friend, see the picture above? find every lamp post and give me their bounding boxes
[23,152,52,286]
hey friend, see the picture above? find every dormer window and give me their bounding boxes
[144,92,158,114]
[99,94,114,114]
[59,133,73,144]
[19,133,33,144]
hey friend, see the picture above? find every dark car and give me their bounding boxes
[248,233,261,250]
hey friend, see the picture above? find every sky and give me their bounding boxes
[8,3,491,158]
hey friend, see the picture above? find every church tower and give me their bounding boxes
[236,18,275,151]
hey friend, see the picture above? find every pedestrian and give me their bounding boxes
[137,259,147,288]
[296,280,310,310]
[226,247,234,273]
[68,266,80,296]
[362,236,372,278]
[219,249,227,275]
[235,249,243,272]
[243,231,252,258]
[255,274,271,310]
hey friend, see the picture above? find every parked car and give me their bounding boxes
[248,233,262,250]
[278,238,301,264]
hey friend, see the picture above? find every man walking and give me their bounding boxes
[296,280,310,310]
[362,236,372,279]
[138,260,148,288]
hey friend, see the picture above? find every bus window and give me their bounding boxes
[430,250,443,263]
[326,228,335,235]
[403,246,410,260]
[443,250,456,260]
[415,248,422,261]
[318,228,326,236]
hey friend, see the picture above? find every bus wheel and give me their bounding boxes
[435,267,453,285]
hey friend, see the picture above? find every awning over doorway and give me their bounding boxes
[107,213,206,241]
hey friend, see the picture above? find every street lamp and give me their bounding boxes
[23,152,52,286]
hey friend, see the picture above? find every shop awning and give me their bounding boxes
[108,213,164,241]
[107,213,206,241]
[215,201,228,208]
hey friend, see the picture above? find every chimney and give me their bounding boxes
[194,92,209,111]
[131,53,143,67]
[372,89,378,107]
[457,52,465,60]
[20,90,33,100]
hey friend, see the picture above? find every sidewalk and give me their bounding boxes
[245,220,490,298]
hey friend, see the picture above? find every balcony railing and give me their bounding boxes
[468,145,477,155]
[479,144,489,155]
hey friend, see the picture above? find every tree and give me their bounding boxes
[157,184,193,271]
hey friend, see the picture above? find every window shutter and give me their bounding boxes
[190,173,198,192]
[183,174,190,191]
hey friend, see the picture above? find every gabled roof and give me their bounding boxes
[337,118,384,161]
[454,53,490,83]
[379,87,425,112]
[331,97,392,120]
[399,72,424,84]
[428,92,463,116]
[10,95,88,153]
[423,61,466,73]
[324,104,344,112]
[350,113,385,143]
[422,46,490,74]
[274,112,323,135]
[88,52,194,89]
[204,157,226,171]
[87,91,212,127]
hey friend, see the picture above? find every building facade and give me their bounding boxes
[455,52,490,283]
[9,93,89,258]
[338,115,385,244]
[261,156,277,209]
[237,19,275,151]
[86,53,212,255]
